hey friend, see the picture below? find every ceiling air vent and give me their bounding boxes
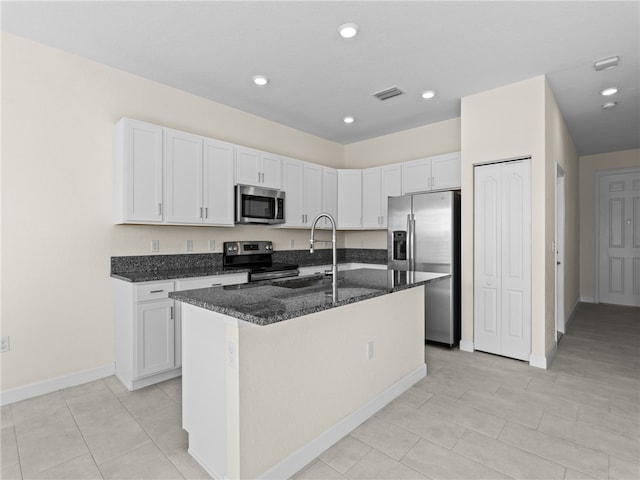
[372,86,404,101]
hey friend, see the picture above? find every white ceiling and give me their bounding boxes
[2,1,639,155]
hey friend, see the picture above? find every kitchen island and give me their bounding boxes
[170,268,449,479]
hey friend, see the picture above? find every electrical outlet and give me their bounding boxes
[290,239,295,248]
[151,240,159,252]
[1,336,10,353]
[360,239,365,247]
[208,239,216,252]
[367,341,374,360]
[228,341,237,368]
[186,240,193,252]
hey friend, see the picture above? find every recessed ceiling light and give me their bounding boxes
[594,56,619,71]
[252,75,269,86]
[602,101,617,110]
[600,87,618,96]
[421,90,436,99]
[343,116,355,124]
[338,23,359,38]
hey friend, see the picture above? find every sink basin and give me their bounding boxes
[275,277,330,289]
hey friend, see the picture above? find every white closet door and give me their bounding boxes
[598,170,640,306]
[474,159,531,361]
[474,163,502,355]
[500,160,531,361]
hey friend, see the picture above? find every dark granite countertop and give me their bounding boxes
[110,266,249,282]
[169,268,449,326]
[110,249,387,283]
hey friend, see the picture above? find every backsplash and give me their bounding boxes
[111,248,387,273]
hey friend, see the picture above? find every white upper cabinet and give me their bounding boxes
[114,118,164,223]
[165,129,204,224]
[362,167,382,228]
[165,130,235,225]
[337,169,362,229]
[282,158,323,227]
[202,139,234,225]
[362,164,402,229]
[321,167,338,228]
[402,152,461,194]
[235,146,282,189]
[431,152,462,190]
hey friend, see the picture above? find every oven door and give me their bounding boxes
[235,185,285,224]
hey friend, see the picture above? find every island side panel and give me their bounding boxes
[238,286,425,479]
[181,302,237,480]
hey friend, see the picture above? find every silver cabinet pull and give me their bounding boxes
[169,306,174,319]
[150,289,164,293]
[204,207,208,218]
[200,207,203,218]
[157,203,162,215]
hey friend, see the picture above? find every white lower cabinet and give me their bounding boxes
[114,272,248,390]
[136,299,175,377]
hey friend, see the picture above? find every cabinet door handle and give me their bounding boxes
[169,306,174,319]
[157,203,163,216]
[200,207,203,218]
[380,215,384,224]
[150,289,164,293]
[211,283,222,287]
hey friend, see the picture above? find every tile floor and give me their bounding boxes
[2,303,638,479]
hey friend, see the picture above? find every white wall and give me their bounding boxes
[461,76,579,364]
[544,81,580,349]
[461,76,548,360]
[0,33,343,390]
[578,149,640,301]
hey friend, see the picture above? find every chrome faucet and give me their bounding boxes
[310,213,337,303]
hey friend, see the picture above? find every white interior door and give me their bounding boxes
[474,164,502,355]
[499,160,531,361]
[474,159,531,361]
[597,169,640,306]
[556,165,566,336]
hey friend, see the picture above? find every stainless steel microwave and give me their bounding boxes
[235,185,285,225]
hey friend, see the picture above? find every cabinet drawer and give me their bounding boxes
[177,273,248,291]
[135,282,175,302]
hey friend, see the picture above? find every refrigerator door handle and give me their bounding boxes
[407,213,416,271]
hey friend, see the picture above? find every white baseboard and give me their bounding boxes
[565,299,580,330]
[580,296,594,303]
[459,340,474,352]
[529,342,557,370]
[258,364,427,480]
[1,363,115,406]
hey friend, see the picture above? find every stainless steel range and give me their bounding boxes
[223,241,299,282]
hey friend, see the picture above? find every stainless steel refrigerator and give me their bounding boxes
[387,191,461,346]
